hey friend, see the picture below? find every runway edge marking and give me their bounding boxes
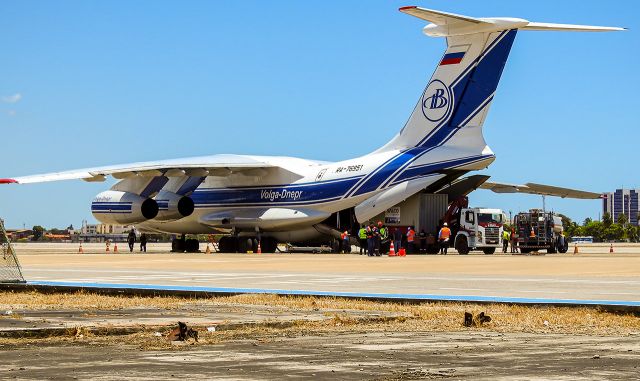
[1,281,638,312]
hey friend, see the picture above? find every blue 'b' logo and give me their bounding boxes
[421,80,452,122]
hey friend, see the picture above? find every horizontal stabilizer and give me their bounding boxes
[522,22,626,32]
[399,6,625,37]
[399,6,483,25]
[479,182,602,199]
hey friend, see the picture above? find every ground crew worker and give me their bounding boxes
[358,225,367,255]
[366,224,377,257]
[419,229,427,254]
[127,229,136,253]
[393,228,402,253]
[406,226,416,254]
[340,230,350,254]
[378,221,389,255]
[140,233,148,253]
[374,221,382,257]
[510,228,518,253]
[438,223,451,255]
[502,229,510,253]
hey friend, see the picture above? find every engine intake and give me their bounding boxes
[154,191,195,221]
[91,190,159,225]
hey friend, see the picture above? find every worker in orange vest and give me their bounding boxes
[406,226,416,254]
[438,222,451,255]
[340,230,350,254]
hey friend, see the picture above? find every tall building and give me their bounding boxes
[603,189,639,225]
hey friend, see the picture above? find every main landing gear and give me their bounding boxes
[218,236,279,253]
[171,234,200,253]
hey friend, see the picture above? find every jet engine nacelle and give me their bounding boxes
[154,191,195,221]
[91,190,159,225]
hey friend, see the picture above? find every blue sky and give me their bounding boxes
[0,1,637,229]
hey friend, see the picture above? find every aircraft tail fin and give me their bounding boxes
[376,6,624,152]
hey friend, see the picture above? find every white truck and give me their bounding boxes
[452,207,506,255]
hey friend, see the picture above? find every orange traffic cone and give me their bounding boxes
[573,243,578,254]
[610,244,614,253]
[257,241,262,254]
[78,243,84,254]
[388,241,396,257]
[113,243,118,253]
[205,244,211,254]
[530,227,536,238]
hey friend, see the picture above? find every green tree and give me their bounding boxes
[602,212,613,227]
[626,225,638,243]
[617,213,628,227]
[583,217,593,225]
[584,220,605,242]
[604,224,624,241]
[31,225,45,241]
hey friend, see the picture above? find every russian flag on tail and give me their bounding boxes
[440,51,466,66]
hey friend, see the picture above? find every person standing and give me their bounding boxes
[378,221,389,255]
[419,229,427,254]
[438,223,451,255]
[510,228,518,253]
[502,229,510,253]
[140,233,148,253]
[127,229,136,253]
[373,222,382,256]
[341,230,350,254]
[393,228,402,254]
[366,224,376,257]
[406,226,416,254]
[358,225,367,255]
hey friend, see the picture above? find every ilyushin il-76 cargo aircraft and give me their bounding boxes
[1,7,622,252]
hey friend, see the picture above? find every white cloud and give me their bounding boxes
[2,93,22,103]
[6,110,16,116]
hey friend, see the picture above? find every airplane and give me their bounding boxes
[1,6,622,253]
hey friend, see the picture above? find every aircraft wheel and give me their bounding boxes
[238,238,255,253]
[261,237,278,253]
[171,239,185,253]
[185,238,200,253]
[456,236,470,255]
[482,247,495,255]
[218,236,237,253]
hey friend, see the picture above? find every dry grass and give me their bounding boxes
[0,290,638,346]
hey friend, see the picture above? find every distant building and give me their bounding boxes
[603,189,639,225]
[73,220,135,242]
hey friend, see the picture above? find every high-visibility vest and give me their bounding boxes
[379,227,388,240]
[341,232,348,240]
[502,231,510,240]
[439,227,451,240]
[358,228,367,239]
[407,229,415,242]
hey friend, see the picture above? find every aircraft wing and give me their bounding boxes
[0,154,286,184]
[479,181,602,199]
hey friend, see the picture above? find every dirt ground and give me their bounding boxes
[0,291,639,380]
[1,331,639,380]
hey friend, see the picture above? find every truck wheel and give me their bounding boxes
[559,240,569,253]
[482,248,495,255]
[548,240,557,254]
[456,236,470,255]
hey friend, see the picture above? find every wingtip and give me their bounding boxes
[399,6,417,12]
[0,178,18,184]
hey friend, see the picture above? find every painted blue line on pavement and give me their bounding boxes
[27,281,640,308]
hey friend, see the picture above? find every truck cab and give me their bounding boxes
[454,208,505,255]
